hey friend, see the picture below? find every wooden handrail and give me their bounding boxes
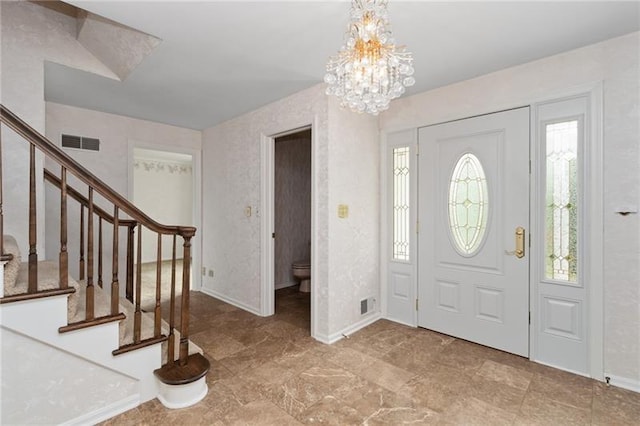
[44,170,137,228]
[1,103,208,383]
[1,105,195,238]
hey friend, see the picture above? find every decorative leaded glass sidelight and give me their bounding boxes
[545,121,578,282]
[392,147,410,261]
[448,153,489,255]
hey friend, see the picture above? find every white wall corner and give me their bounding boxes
[316,312,382,345]
[379,132,388,319]
[260,133,275,317]
[200,287,262,317]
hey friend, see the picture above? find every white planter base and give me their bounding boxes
[156,376,208,409]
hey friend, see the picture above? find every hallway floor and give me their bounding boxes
[104,287,639,425]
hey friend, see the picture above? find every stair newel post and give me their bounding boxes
[28,144,38,292]
[98,217,103,288]
[133,223,142,343]
[79,205,85,281]
[126,224,135,302]
[178,232,193,366]
[168,235,177,365]
[86,187,95,320]
[111,206,119,315]
[59,167,68,289]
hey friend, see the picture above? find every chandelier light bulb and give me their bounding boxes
[325,0,415,115]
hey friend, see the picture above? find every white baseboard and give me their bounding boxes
[529,358,592,379]
[315,312,382,344]
[200,287,262,316]
[61,394,140,426]
[604,373,640,393]
[383,315,417,328]
[275,281,297,290]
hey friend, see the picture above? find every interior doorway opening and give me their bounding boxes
[131,147,199,310]
[273,129,312,331]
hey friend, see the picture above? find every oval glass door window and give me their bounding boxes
[448,153,489,255]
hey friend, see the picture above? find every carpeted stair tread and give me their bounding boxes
[3,235,201,363]
[73,280,202,362]
[3,235,23,292]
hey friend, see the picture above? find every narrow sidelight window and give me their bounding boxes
[392,147,410,261]
[545,120,579,282]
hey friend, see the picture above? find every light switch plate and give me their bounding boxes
[338,204,349,218]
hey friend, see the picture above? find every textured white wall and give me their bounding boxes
[133,157,193,263]
[0,327,138,424]
[45,102,201,287]
[202,84,380,340]
[274,134,311,288]
[1,1,117,258]
[380,32,640,384]
[202,85,329,335]
[327,98,380,336]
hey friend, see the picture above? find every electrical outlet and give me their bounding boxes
[202,267,206,276]
[208,269,214,277]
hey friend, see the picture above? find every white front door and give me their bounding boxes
[418,108,530,357]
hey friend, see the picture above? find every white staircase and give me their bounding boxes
[0,104,209,424]
[0,237,163,424]
[0,235,203,424]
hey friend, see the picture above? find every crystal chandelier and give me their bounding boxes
[324,0,415,115]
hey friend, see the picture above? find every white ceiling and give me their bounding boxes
[48,1,640,130]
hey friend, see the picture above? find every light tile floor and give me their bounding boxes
[104,287,640,425]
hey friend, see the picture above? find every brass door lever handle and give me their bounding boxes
[505,227,525,258]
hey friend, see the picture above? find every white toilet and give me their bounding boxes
[292,260,311,293]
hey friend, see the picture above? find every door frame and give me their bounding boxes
[260,120,318,340]
[529,83,604,380]
[127,140,203,290]
[381,82,603,380]
[381,130,418,326]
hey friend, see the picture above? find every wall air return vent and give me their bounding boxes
[61,134,100,151]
